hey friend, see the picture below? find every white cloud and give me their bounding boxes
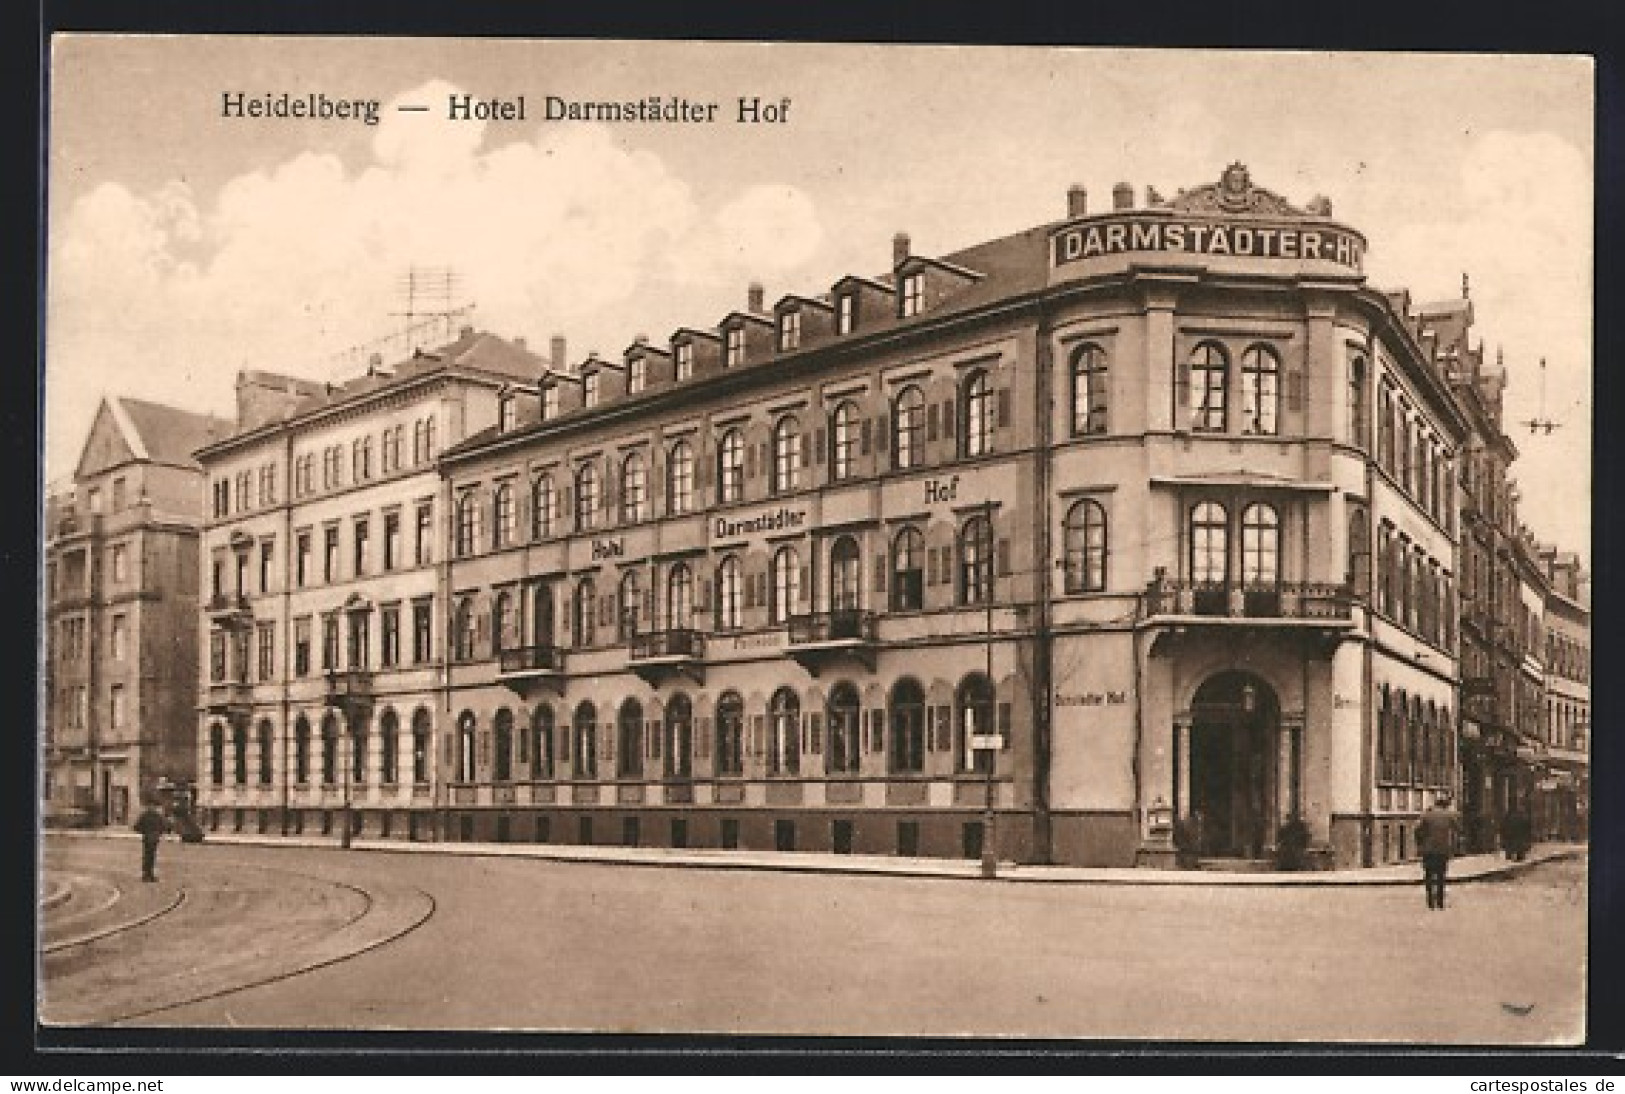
[46,79,827,480]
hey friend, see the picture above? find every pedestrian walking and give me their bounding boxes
[1500,809,1533,862]
[132,798,168,882]
[1415,792,1462,910]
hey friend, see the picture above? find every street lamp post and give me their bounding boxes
[979,497,997,880]
[341,710,353,849]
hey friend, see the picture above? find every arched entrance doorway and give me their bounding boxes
[1188,671,1279,859]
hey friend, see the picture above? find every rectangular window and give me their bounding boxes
[111,477,127,511]
[629,358,646,394]
[353,518,370,577]
[257,621,276,681]
[837,294,856,335]
[725,326,744,367]
[383,512,401,571]
[381,606,401,668]
[259,539,273,593]
[109,684,125,730]
[347,612,369,670]
[110,614,127,662]
[294,617,312,677]
[779,311,801,352]
[584,371,600,408]
[542,385,559,420]
[323,526,340,583]
[110,544,128,584]
[296,532,311,587]
[498,397,516,433]
[321,613,339,671]
[415,503,433,566]
[675,342,693,381]
[901,273,924,317]
[412,600,433,664]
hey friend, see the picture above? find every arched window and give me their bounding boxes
[529,706,554,779]
[493,708,514,782]
[257,719,274,786]
[493,483,515,548]
[411,709,430,785]
[891,525,924,611]
[767,688,801,776]
[351,718,367,786]
[1241,344,1280,436]
[715,556,743,630]
[1189,342,1228,432]
[665,693,693,778]
[573,578,597,647]
[531,474,556,540]
[619,569,643,641]
[572,702,598,779]
[1348,353,1369,448]
[492,591,513,655]
[1240,503,1280,586]
[1347,504,1370,596]
[1063,499,1107,593]
[894,386,925,469]
[826,682,862,775]
[957,673,996,773]
[1190,502,1229,586]
[830,535,861,612]
[1378,382,1396,472]
[455,491,479,557]
[294,715,311,784]
[831,400,860,481]
[379,709,399,785]
[621,452,648,523]
[889,678,926,774]
[771,546,801,624]
[575,462,600,531]
[715,691,744,777]
[321,713,338,784]
[962,370,994,457]
[231,721,248,786]
[718,428,745,504]
[1071,343,1108,436]
[209,722,225,785]
[772,416,801,494]
[667,441,694,515]
[667,563,694,630]
[453,597,475,661]
[959,515,993,606]
[617,699,644,779]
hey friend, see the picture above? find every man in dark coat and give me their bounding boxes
[132,799,168,882]
[1415,792,1463,910]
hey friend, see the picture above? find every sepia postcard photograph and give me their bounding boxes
[39,36,1594,1045]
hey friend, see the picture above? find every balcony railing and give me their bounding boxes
[629,628,705,661]
[205,680,253,714]
[325,669,375,706]
[498,643,564,675]
[207,592,253,625]
[788,609,877,645]
[1140,580,1354,621]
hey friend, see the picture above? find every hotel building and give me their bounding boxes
[191,333,542,838]
[431,164,1470,868]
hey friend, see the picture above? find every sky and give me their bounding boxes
[44,40,1593,558]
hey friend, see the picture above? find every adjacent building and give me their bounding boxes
[43,397,227,824]
[1537,548,1589,841]
[191,332,543,838]
[431,165,1470,868]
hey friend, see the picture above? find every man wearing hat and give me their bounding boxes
[132,796,168,882]
[1415,791,1463,910]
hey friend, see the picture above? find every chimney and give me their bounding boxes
[747,282,765,314]
[1067,185,1088,218]
[1112,182,1134,211]
[633,333,648,347]
[459,324,475,339]
[550,335,567,371]
[893,232,911,268]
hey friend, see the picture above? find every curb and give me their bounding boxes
[47,828,1585,888]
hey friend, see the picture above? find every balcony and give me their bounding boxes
[204,680,253,718]
[786,609,877,675]
[206,592,253,628]
[628,628,705,687]
[1139,581,1355,657]
[496,643,565,697]
[324,669,375,717]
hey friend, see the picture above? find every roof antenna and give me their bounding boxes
[1518,357,1562,435]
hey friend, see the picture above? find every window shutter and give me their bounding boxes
[814,428,826,467]
[925,706,936,752]
[997,388,1012,428]
[603,722,614,765]
[443,733,453,767]
[648,720,660,760]
[997,538,1012,577]
[936,705,952,751]
[873,554,886,592]
[699,578,712,610]
[942,398,955,441]
[870,709,886,752]
[752,714,765,756]
[860,709,869,753]
[998,702,1012,747]
[875,416,889,452]
[798,565,810,600]
[1287,369,1304,412]
[810,713,823,755]
[745,440,758,482]
[926,547,938,587]
[561,486,574,523]
[559,724,570,762]
[801,436,812,468]
[926,402,940,443]
[1173,354,1190,430]
[860,417,872,456]
[698,717,711,759]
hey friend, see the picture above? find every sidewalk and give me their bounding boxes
[48,828,1583,887]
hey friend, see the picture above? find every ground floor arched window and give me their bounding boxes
[573,701,598,779]
[617,699,645,778]
[665,693,693,778]
[531,705,555,779]
[715,691,744,777]
[890,678,926,774]
[826,683,861,775]
[956,673,996,774]
[768,688,800,776]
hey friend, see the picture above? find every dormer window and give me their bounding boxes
[498,395,516,433]
[584,370,600,408]
[778,311,801,352]
[628,358,647,395]
[675,342,694,381]
[901,273,924,318]
[837,293,856,335]
[725,326,745,368]
[541,384,559,421]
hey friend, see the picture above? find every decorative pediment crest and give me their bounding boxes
[1167,162,1326,217]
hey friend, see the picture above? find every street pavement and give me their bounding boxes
[39,833,1586,1042]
